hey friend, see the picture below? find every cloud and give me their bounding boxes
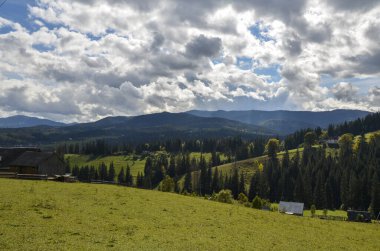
[0,0,379,122]
[331,82,359,102]
[185,34,222,59]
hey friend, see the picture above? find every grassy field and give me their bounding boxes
[212,146,338,180]
[1,179,379,250]
[65,152,227,179]
[303,209,347,217]
[65,154,146,177]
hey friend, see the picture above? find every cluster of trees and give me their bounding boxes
[71,162,133,186]
[284,112,380,149]
[57,137,268,161]
[252,132,380,216]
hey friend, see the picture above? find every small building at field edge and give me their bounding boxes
[0,148,65,177]
[278,201,304,216]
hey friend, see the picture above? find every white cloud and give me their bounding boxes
[0,0,379,122]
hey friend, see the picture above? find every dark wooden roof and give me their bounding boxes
[0,147,40,168]
[9,151,55,167]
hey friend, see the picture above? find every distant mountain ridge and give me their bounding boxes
[0,115,66,128]
[0,112,275,146]
[0,109,371,145]
[187,109,370,134]
[187,109,371,134]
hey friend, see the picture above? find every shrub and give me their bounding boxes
[237,193,248,204]
[323,209,328,217]
[252,195,263,209]
[310,205,316,217]
[160,176,175,192]
[270,204,278,212]
[215,190,233,204]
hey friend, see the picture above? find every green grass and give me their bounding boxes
[65,154,146,177]
[65,152,227,178]
[303,210,347,217]
[0,179,379,250]
[189,152,227,162]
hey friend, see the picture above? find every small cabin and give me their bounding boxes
[0,148,66,178]
[347,210,372,223]
[8,151,65,177]
[279,201,304,216]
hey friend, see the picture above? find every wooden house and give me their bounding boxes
[0,147,40,171]
[0,148,65,177]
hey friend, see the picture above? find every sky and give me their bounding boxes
[0,0,379,122]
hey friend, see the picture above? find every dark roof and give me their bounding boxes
[9,151,55,167]
[0,147,40,167]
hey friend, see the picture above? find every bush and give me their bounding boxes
[310,204,316,217]
[323,209,328,217]
[252,195,263,209]
[270,204,278,212]
[237,193,248,204]
[215,190,233,204]
[160,176,175,192]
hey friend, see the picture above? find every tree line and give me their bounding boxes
[57,137,268,161]
[255,132,380,216]
[284,112,380,150]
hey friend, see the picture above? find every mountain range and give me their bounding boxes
[0,109,370,146]
[187,109,370,134]
[0,115,65,128]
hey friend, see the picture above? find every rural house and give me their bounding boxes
[278,201,304,216]
[0,147,65,176]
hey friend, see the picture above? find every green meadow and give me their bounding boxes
[64,152,227,178]
[65,154,146,177]
[0,179,379,250]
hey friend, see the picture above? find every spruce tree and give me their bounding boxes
[239,172,245,195]
[99,162,107,181]
[168,155,176,178]
[125,165,133,186]
[184,170,192,193]
[231,168,239,199]
[118,167,125,184]
[371,172,380,216]
[211,167,220,193]
[108,162,116,182]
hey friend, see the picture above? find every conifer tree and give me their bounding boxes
[184,170,192,193]
[371,172,380,216]
[231,168,239,199]
[125,165,133,186]
[99,162,107,181]
[168,155,176,178]
[108,162,116,182]
[211,167,220,193]
[239,172,245,195]
[118,167,125,184]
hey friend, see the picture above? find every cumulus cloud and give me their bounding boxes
[331,82,359,102]
[0,0,379,122]
[185,35,222,59]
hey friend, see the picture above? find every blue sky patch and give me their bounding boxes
[0,25,15,34]
[0,0,38,31]
[254,64,281,82]
[249,22,273,42]
[32,43,54,52]
[236,56,252,70]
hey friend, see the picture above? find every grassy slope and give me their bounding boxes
[65,154,146,177]
[213,146,337,179]
[0,179,379,250]
[65,152,227,178]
